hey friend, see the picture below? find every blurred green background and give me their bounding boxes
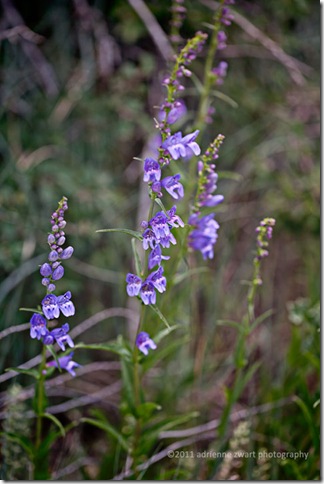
[0,0,320,480]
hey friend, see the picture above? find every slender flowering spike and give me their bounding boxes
[126,273,142,297]
[136,331,157,356]
[161,174,184,199]
[57,291,75,317]
[43,323,74,351]
[46,353,80,377]
[143,158,161,183]
[30,313,48,340]
[140,280,156,305]
[42,294,60,320]
[162,130,201,160]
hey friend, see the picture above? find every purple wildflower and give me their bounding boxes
[136,331,157,356]
[126,273,142,297]
[42,294,60,320]
[148,266,167,293]
[60,246,74,260]
[140,280,156,305]
[43,323,74,351]
[167,205,185,228]
[162,130,201,160]
[212,61,228,85]
[150,212,171,239]
[148,245,170,270]
[217,31,227,50]
[40,263,52,277]
[52,264,64,281]
[57,291,75,317]
[161,174,184,199]
[46,352,80,377]
[188,213,220,260]
[142,228,157,250]
[143,158,161,183]
[30,313,48,340]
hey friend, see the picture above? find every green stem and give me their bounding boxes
[35,346,46,450]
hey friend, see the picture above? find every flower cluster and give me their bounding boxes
[188,135,225,260]
[170,0,186,47]
[29,197,79,375]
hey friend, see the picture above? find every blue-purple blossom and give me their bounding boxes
[43,323,74,351]
[46,352,80,377]
[30,313,48,340]
[136,331,157,356]
[167,205,184,228]
[212,61,228,85]
[150,212,171,239]
[161,174,184,199]
[143,158,161,183]
[148,266,167,293]
[162,130,201,160]
[126,273,142,297]
[148,245,170,270]
[159,100,187,125]
[42,294,60,320]
[140,280,156,305]
[188,213,220,260]
[142,229,157,250]
[57,291,75,317]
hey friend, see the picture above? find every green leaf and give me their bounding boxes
[0,431,34,459]
[96,228,143,241]
[211,90,239,108]
[41,413,65,437]
[216,320,244,332]
[80,417,128,451]
[5,367,39,379]
[19,307,43,314]
[293,396,319,451]
[121,358,136,415]
[153,324,181,344]
[149,304,171,329]
[154,197,168,213]
[132,237,143,276]
[250,309,274,332]
[74,341,132,361]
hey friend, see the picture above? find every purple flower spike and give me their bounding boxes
[60,246,74,260]
[140,281,156,305]
[148,266,167,293]
[143,158,161,183]
[42,294,60,320]
[136,331,157,356]
[167,206,184,228]
[203,194,224,207]
[46,352,80,377]
[126,273,142,297]
[44,323,74,351]
[30,313,48,340]
[52,265,64,281]
[161,174,184,200]
[162,130,201,160]
[40,263,52,277]
[57,291,75,317]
